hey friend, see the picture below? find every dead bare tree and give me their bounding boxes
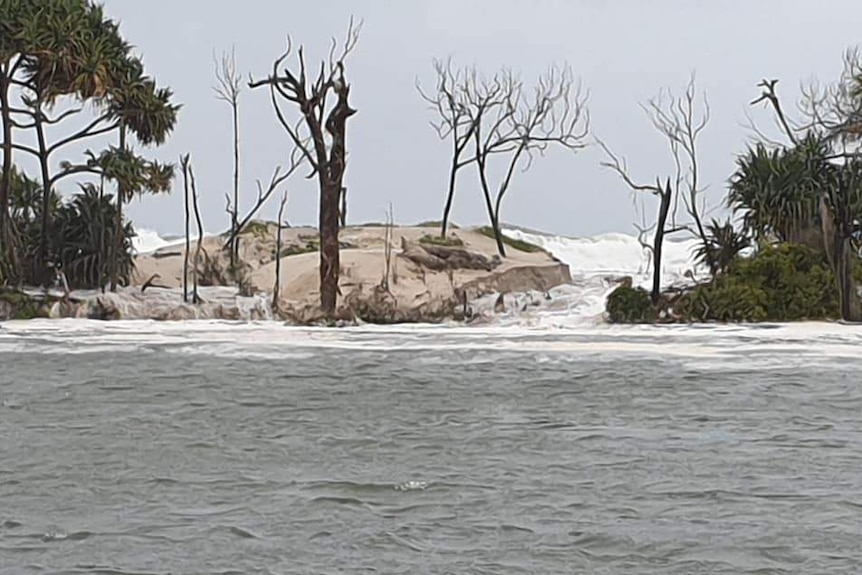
[598,76,710,303]
[249,19,360,318]
[214,47,243,270]
[462,66,589,256]
[181,154,191,303]
[417,59,478,239]
[381,203,394,291]
[799,48,862,142]
[273,191,288,313]
[189,161,204,304]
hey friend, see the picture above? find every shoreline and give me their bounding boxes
[0,224,574,325]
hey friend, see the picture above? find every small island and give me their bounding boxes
[2,3,862,326]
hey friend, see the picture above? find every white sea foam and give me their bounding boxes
[15,226,857,367]
[487,228,710,327]
[131,228,205,255]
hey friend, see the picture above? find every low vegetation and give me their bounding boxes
[608,244,845,324]
[419,234,464,247]
[477,227,544,254]
[0,289,46,320]
[416,220,460,230]
[606,285,655,324]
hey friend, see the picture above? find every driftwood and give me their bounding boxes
[399,237,501,272]
[141,273,170,293]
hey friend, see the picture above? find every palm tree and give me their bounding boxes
[728,134,834,247]
[693,218,750,276]
[101,59,178,290]
[15,0,131,283]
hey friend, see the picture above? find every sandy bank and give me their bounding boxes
[5,224,573,323]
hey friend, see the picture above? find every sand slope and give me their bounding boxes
[130,224,572,323]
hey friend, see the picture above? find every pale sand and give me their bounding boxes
[131,224,572,322]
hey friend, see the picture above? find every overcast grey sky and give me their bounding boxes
[99,0,862,237]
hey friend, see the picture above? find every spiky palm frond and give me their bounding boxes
[51,183,134,288]
[728,133,835,243]
[694,218,750,275]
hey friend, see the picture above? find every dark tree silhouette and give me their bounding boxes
[599,76,711,303]
[421,62,589,256]
[249,20,360,317]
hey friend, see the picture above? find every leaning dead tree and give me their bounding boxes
[250,19,360,317]
[421,63,589,256]
[180,154,204,304]
[214,47,243,270]
[417,59,478,239]
[599,76,711,303]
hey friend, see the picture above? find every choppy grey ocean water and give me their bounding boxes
[2,320,862,574]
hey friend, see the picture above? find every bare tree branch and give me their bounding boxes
[214,46,243,268]
[224,145,304,250]
[598,76,710,301]
[249,19,360,316]
[443,63,589,256]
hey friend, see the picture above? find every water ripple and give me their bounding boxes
[2,322,862,573]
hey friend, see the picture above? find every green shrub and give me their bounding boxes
[417,220,459,229]
[477,226,544,253]
[678,243,838,322]
[240,220,272,239]
[606,285,655,324]
[0,290,46,320]
[678,280,768,322]
[419,234,464,247]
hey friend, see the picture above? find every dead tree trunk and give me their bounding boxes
[467,65,588,257]
[599,77,710,302]
[416,59,478,239]
[214,48,242,270]
[381,203,394,291]
[222,157,301,254]
[273,192,288,313]
[339,186,347,228]
[181,154,191,303]
[187,159,204,304]
[110,126,127,292]
[652,180,672,304]
[249,20,360,318]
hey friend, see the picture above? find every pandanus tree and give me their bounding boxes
[728,134,832,247]
[740,71,862,321]
[51,182,134,289]
[0,0,178,287]
[97,59,178,289]
[14,1,131,280]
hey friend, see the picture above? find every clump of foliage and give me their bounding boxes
[0,289,46,320]
[694,218,750,276]
[606,285,656,323]
[51,185,135,289]
[240,220,273,239]
[279,242,318,257]
[419,234,464,247]
[417,220,460,230]
[0,0,177,290]
[727,135,831,245]
[679,243,839,322]
[477,226,544,254]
